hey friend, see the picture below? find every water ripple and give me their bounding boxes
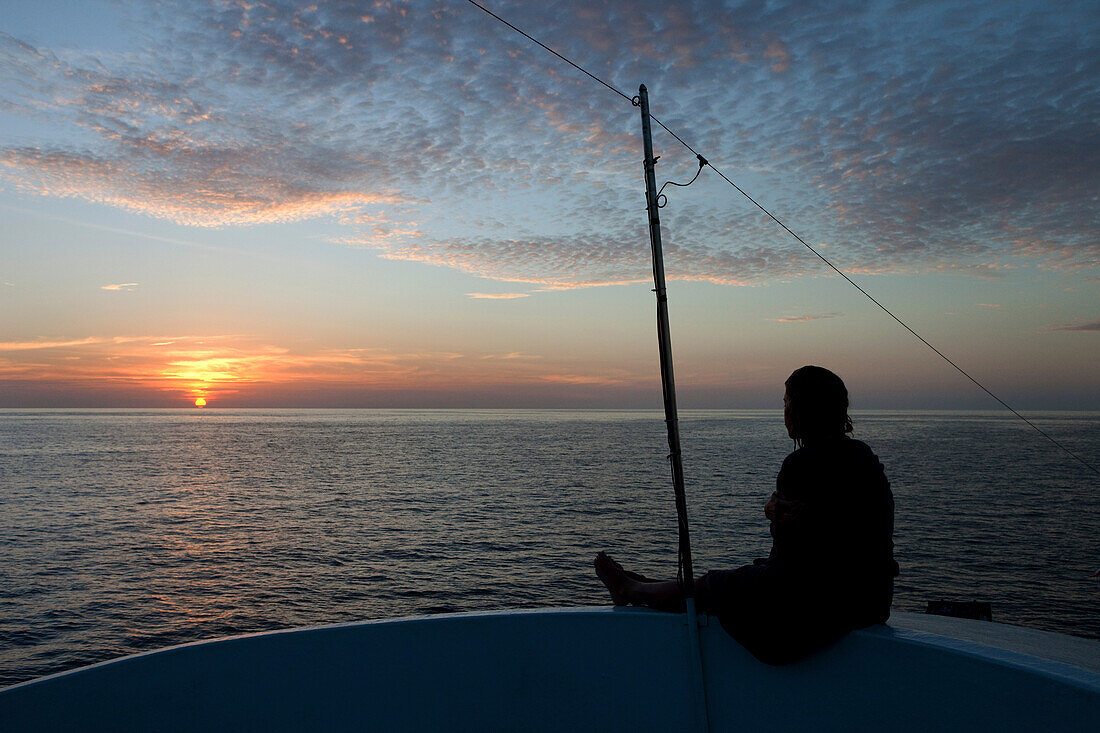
[0,408,1097,686]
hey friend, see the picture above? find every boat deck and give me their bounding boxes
[886,611,1100,674]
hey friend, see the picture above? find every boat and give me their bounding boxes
[2,607,1097,731]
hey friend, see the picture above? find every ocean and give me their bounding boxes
[1,408,1097,687]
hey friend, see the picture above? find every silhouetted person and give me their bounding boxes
[595,365,899,665]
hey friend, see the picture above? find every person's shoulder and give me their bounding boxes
[844,438,877,458]
[843,439,890,488]
[808,437,883,471]
[781,439,880,471]
[780,445,808,470]
[838,438,885,466]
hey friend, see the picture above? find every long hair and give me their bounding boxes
[785,365,854,445]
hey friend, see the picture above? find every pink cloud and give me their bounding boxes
[1,147,409,227]
[767,313,841,323]
[1012,239,1100,271]
[763,39,791,73]
[466,292,530,299]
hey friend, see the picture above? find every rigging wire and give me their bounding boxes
[465,0,634,104]
[464,0,1099,478]
[656,154,709,208]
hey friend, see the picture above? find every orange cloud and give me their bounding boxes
[0,337,104,350]
[0,334,654,405]
[466,292,530,299]
[480,352,541,360]
[767,313,841,323]
[539,374,627,385]
[1,148,411,227]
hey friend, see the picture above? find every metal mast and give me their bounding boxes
[637,83,710,733]
[637,84,696,597]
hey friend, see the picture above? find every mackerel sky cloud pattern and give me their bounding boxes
[1,0,1097,287]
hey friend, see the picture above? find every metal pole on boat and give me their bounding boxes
[637,83,697,599]
[637,84,710,733]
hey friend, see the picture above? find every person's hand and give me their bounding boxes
[764,491,780,520]
[765,492,806,524]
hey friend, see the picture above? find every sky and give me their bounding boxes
[0,0,1096,409]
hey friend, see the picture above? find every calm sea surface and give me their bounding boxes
[1,408,1097,686]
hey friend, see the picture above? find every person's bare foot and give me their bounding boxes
[594,552,636,605]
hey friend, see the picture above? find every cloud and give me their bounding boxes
[0,333,450,395]
[0,337,104,351]
[354,224,836,289]
[0,1,1096,284]
[930,263,1010,279]
[763,39,791,73]
[1,147,412,227]
[101,283,138,291]
[466,292,530,299]
[539,373,625,385]
[767,313,842,323]
[0,332,651,402]
[480,352,542,360]
[1012,239,1100,271]
[1053,320,1100,332]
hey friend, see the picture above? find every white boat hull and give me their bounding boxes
[2,607,1097,731]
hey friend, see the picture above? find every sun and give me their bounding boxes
[194,397,207,408]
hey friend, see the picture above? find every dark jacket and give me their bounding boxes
[700,437,898,664]
[769,437,899,625]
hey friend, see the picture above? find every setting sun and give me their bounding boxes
[194,397,207,408]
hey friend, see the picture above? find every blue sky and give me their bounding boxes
[0,0,1097,408]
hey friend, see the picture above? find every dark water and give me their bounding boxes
[1,409,1097,687]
